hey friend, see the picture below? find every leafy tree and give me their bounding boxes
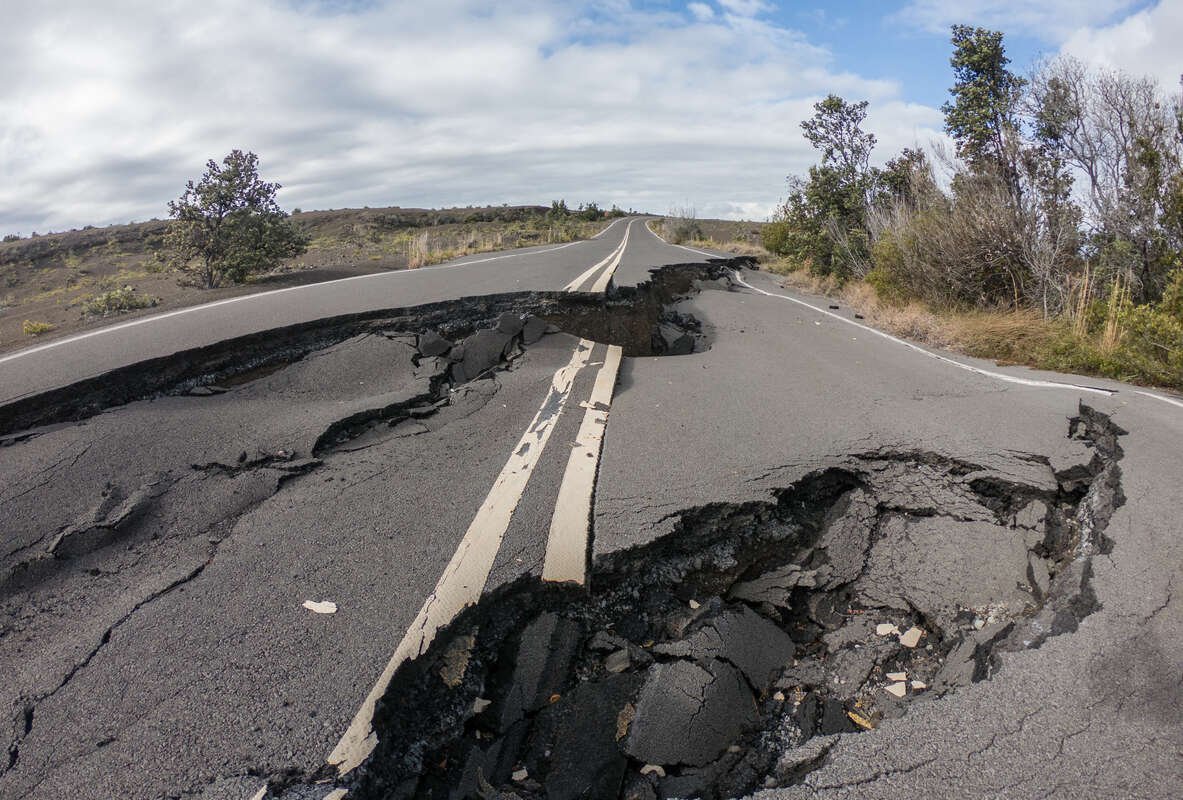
[800,95,877,182]
[942,25,1026,200]
[165,150,307,288]
[879,148,932,209]
[767,95,880,277]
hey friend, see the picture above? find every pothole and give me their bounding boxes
[293,405,1124,800]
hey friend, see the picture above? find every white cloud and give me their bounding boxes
[718,0,772,18]
[898,0,1140,41]
[687,3,715,22]
[1060,1,1183,92]
[0,0,944,234]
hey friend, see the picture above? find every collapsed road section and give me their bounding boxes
[279,406,1124,800]
[0,260,742,797]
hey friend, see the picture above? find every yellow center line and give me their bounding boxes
[542,344,624,585]
[327,338,595,775]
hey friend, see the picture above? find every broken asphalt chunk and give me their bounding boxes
[625,659,757,767]
[525,673,640,800]
[497,312,526,336]
[521,316,548,345]
[417,331,453,358]
[652,605,795,690]
[729,563,818,611]
[451,329,514,383]
[498,612,582,730]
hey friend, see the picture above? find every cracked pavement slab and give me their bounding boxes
[1,228,1181,800]
[0,320,627,797]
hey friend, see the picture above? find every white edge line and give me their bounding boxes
[733,270,1116,397]
[0,226,622,367]
[1136,390,1183,409]
[327,338,595,775]
[542,343,624,585]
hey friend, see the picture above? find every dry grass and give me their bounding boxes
[768,267,1057,358]
[685,239,771,261]
[405,221,603,269]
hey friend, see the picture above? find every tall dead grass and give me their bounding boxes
[772,267,1056,360]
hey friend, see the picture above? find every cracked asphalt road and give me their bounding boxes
[1,221,1181,799]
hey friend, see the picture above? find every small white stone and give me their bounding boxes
[884,682,908,698]
[886,671,907,682]
[302,600,337,615]
[876,623,899,636]
[972,617,985,630]
[473,697,492,713]
[911,680,928,691]
[640,764,666,778]
[689,599,701,610]
[773,691,786,702]
[512,768,529,782]
[898,627,923,648]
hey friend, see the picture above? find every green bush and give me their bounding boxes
[866,231,910,304]
[761,220,795,255]
[22,320,55,336]
[80,286,157,317]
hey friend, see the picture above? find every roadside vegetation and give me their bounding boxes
[762,25,1183,391]
[79,285,158,317]
[654,209,768,260]
[164,150,309,288]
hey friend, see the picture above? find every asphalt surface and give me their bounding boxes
[0,220,1180,799]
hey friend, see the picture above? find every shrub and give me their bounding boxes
[80,286,157,317]
[661,206,703,244]
[22,320,55,336]
[761,220,795,257]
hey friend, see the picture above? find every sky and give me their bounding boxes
[1,0,1179,236]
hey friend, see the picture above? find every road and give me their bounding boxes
[0,219,1180,800]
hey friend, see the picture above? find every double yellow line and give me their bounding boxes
[563,219,634,293]
[328,338,623,776]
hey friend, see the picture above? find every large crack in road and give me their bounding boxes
[0,261,739,793]
[271,403,1124,800]
[0,260,1131,800]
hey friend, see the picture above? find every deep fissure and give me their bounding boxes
[294,405,1125,800]
[0,261,743,782]
[0,260,746,439]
